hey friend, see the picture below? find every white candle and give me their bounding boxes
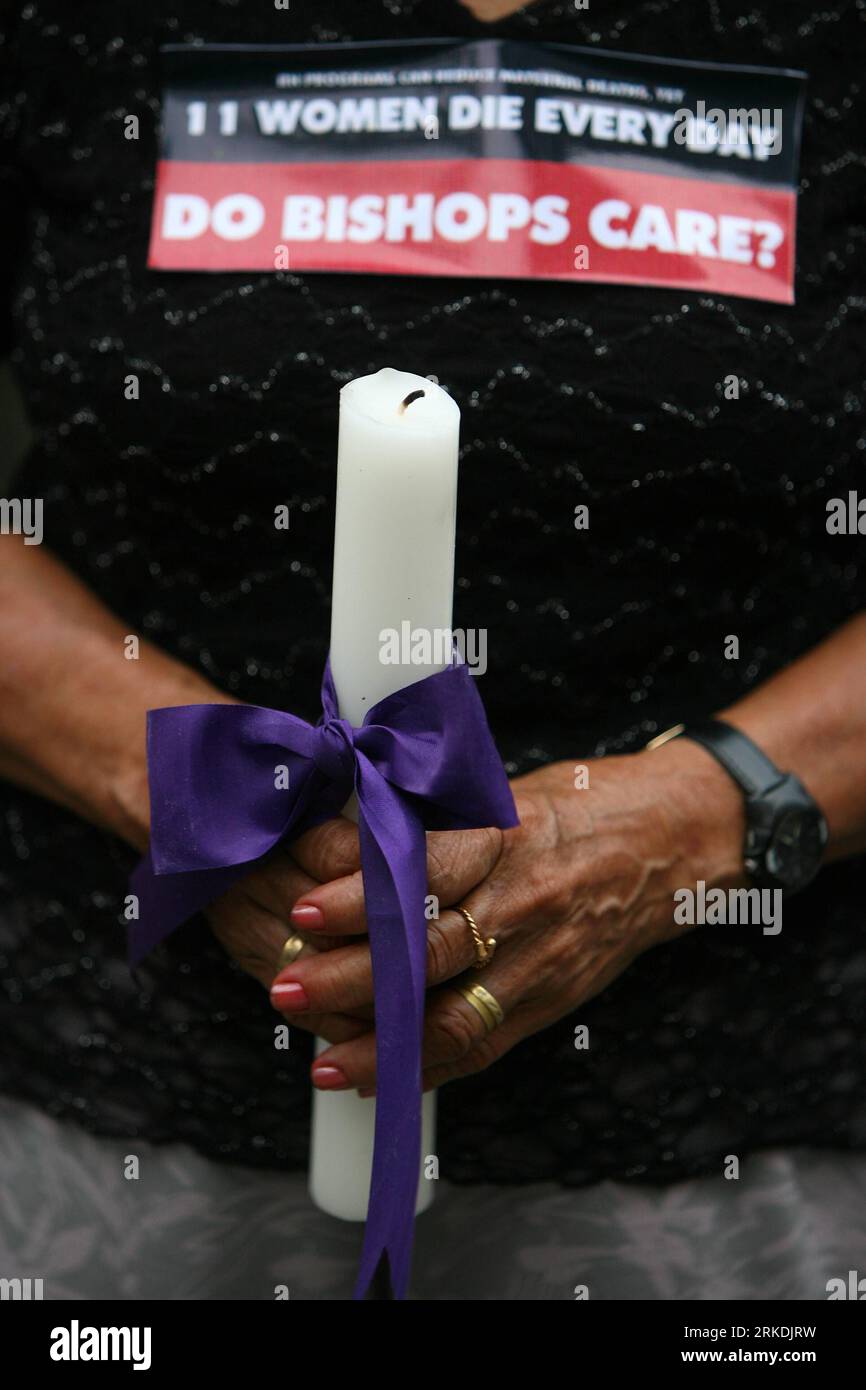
[309,367,460,1222]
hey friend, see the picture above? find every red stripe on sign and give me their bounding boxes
[147,157,796,303]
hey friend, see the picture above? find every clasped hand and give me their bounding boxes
[207,741,742,1094]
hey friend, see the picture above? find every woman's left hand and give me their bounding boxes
[275,738,744,1092]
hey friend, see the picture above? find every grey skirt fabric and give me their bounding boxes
[0,1095,862,1301]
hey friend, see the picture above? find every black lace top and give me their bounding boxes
[1,0,864,1187]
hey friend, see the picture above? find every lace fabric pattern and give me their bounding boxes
[0,0,864,1185]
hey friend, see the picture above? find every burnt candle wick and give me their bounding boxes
[398,389,426,414]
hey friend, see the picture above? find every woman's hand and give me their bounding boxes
[205,833,374,1046]
[6,535,860,1084]
[271,739,744,1092]
[228,817,504,1051]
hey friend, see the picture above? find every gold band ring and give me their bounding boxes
[456,982,505,1034]
[277,933,308,970]
[457,906,497,968]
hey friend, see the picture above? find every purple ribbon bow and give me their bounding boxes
[129,658,518,1299]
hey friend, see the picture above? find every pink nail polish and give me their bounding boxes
[291,903,325,930]
[312,1065,348,1090]
[270,981,309,1012]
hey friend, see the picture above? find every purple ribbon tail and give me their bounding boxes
[353,762,429,1300]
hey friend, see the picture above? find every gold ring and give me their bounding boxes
[456,982,505,1033]
[277,933,308,970]
[457,906,497,968]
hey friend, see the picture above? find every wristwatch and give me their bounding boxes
[646,719,829,894]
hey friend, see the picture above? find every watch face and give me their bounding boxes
[766,808,827,891]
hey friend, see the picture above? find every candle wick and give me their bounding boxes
[398,389,425,414]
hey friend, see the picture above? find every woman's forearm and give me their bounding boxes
[0,535,227,850]
[719,612,866,862]
[3,531,865,876]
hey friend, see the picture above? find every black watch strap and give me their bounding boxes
[678,720,785,799]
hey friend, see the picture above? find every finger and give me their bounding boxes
[358,1010,533,1098]
[424,827,504,911]
[308,849,524,1084]
[288,826,504,937]
[276,1010,373,1046]
[270,908,479,1016]
[422,1008,533,1089]
[207,882,376,1056]
[208,887,303,989]
[290,817,361,883]
[236,848,354,954]
[423,973,519,1077]
[208,882,365,1014]
[311,966,520,1090]
[241,848,331,934]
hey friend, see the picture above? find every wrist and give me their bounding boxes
[104,758,152,853]
[642,734,747,900]
[100,658,233,853]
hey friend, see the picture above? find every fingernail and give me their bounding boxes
[312,1064,349,1090]
[291,903,325,930]
[270,981,309,1012]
